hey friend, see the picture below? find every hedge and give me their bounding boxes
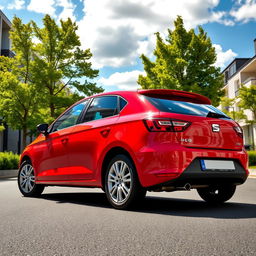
[0,152,20,170]
[248,151,256,166]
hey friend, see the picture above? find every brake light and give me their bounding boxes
[143,118,191,132]
[233,126,243,138]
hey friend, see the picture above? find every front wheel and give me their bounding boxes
[105,155,146,210]
[197,185,236,204]
[18,160,44,197]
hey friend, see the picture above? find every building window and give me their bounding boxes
[224,71,229,84]
[229,63,236,77]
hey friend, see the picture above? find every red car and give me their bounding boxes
[18,89,248,209]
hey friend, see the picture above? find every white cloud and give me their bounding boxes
[56,0,76,21]
[7,0,25,10]
[27,0,56,15]
[27,0,76,20]
[78,0,233,68]
[0,5,4,10]
[230,0,256,23]
[213,44,237,69]
[98,70,145,90]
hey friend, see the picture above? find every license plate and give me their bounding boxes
[200,160,235,171]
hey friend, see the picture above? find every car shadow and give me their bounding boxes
[40,192,256,219]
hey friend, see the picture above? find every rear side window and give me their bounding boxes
[120,97,127,111]
[83,96,118,122]
[146,96,230,118]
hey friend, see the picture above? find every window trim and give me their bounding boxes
[48,94,129,133]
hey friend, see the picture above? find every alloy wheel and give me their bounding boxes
[107,160,132,204]
[19,164,35,193]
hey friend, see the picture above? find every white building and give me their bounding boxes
[222,40,256,149]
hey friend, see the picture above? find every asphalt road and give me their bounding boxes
[0,178,256,256]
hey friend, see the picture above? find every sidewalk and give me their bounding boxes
[0,170,18,179]
[249,169,256,178]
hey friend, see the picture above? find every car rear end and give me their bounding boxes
[135,89,248,190]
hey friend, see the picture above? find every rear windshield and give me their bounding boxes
[146,96,230,118]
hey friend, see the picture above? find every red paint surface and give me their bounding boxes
[20,90,248,188]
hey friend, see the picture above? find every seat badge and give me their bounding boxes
[212,124,220,132]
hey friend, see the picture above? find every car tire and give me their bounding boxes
[105,154,146,210]
[197,185,236,204]
[18,160,44,197]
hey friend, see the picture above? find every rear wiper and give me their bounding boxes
[206,111,230,119]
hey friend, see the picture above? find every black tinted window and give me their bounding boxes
[120,97,127,111]
[51,101,88,132]
[83,96,118,122]
[146,96,230,118]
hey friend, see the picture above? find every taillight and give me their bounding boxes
[143,118,191,132]
[233,126,243,138]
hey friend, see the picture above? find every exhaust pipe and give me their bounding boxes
[176,183,191,191]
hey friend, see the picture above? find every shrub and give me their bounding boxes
[0,152,20,170]
[248,151,256,166]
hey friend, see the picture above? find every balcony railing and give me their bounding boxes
[1,49,15,58]
[243,78,256,86]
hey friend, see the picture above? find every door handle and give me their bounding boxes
[61,138,69,144]
[100,127,111,138]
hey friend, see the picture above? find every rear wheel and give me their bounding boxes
[105,154,146,209]
[197,185,236,204]
[18,160,44,197]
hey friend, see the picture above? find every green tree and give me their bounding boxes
[0,15,102,149]
[138,16,224,106]
[0,16,44,149]
[220,97,246,122]
[238,84,256,149]
[238,85,256,121]
[31,15,102,118]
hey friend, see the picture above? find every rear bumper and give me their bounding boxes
[147,158,248,190]
[135,146,248,187]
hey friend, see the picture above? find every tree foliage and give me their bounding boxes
[238,85,256,123]
[0,15,101,149]
[0,18,43,149]
[220,97,246,122]
[31,15,102,118]
[138,16,224,106]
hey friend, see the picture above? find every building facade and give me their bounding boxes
[0,10,30,154]
[222,40,256,149]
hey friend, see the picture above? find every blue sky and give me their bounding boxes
[1,0,256,92]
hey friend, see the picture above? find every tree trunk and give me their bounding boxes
[50,102,55,118]
[22,127,27,151]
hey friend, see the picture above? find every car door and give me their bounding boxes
[35,100,88,181]
[67,95,120,181]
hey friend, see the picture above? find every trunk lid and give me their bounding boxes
[160,113,243,150]
[142,91,243,151]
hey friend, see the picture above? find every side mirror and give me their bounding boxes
[37,123,49,135]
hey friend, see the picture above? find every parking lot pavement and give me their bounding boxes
[0,178,256,256]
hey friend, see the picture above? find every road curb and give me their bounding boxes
[0,169,18,179]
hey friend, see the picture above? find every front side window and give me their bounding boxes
[83,96,118,122]
[51,100,88,132]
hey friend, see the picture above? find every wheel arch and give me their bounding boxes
[100,146,140,188]
[19,155,31,167]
